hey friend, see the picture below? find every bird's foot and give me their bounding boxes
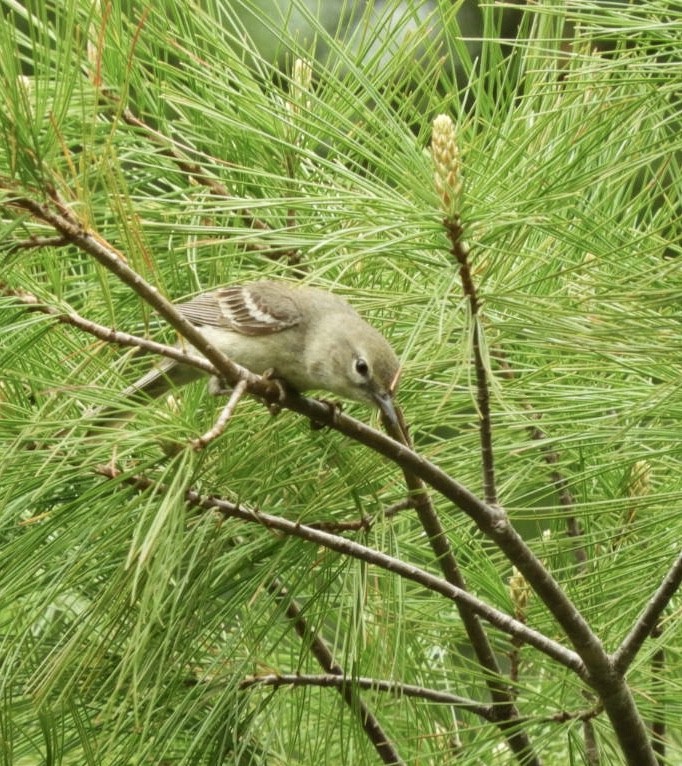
[310,399,343,430]
[261,369,288,416]
[207,375,230,397]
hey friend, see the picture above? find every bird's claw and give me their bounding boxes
[310,399,343,430]
[262,370,287,416]
[207,376,230,397]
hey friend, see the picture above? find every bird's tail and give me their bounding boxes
[91,358,204,427]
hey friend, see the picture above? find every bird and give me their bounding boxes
[112,280,400,425]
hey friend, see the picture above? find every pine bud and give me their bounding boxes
[508,566,531,619]
[431,114,462,213]
[288,58,313,117]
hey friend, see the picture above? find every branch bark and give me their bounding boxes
[269,579,405,765]
[239,672,495,719]
[95,463,586,675]
[612,550,682,674]
[445,217,498,506]
[383,414,537,763]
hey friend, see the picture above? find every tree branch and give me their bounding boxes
[382,413,537,763]
[497,345,587,569]
[5,234,70,251]
[445,217,498,506]
[110,98,301,263]
[612,550,682,674]
[1,286,217,379]
[269,579,404,765]
[95,463,586,675]
[239,672,495,720]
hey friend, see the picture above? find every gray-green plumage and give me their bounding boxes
[112,280,400,423]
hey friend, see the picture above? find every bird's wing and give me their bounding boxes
[176,283,303,336]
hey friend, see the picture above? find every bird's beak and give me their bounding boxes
[373,391,399,429]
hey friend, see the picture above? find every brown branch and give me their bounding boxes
[445,217,497,506]
[190,380,248,449]
[269,580,404,765]
[95,463,586,675]
[526,414,587,570]
[119,105,233,198]
[110,100,300,263]
[382,412,537,764]
[5,234,70,251]
[305,515,373,534]
[544,700,603,725]
[582,690,600,766]
[612,550,682,674]
[649,622,666,765]
[1,286,218,379]
[239,672,495,720]
[237,671,610,730]
[303,499,414,534]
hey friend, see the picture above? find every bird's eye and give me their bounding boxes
[354,358,369,377]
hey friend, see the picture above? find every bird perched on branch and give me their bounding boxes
[115,280,401,425]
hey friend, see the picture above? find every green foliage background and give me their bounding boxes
[0,1,680,763]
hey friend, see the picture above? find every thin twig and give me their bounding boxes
[649,622,666,765]
[544,700,603,725]
[191,380,248,449]
[496,351,587,569]
[111,100,300,262]
[527,414,587,570]
[303,499,414,534]
[382,409,537,764]
[269,580,405,765]
[445,217,498,506]
[582,690,600,766]
[95,463,586,675]
[305,516,373,533]
[239,672,495,719]
[4,234,70,251]
[1,286,218,378]
[612,550,682,673]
